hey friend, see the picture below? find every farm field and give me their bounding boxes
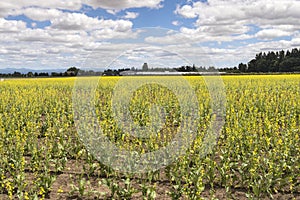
[0,75,299,199]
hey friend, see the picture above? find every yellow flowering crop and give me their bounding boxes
[0,75,299,199]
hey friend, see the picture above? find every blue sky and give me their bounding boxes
[0,0,300,70]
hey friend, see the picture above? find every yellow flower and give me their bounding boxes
[39,187,45,195]
[57,187,64,193]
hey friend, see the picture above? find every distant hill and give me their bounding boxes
[0,68,66,74]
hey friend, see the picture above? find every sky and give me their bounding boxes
[1,0,300,70]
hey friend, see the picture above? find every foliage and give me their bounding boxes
[0,75,299,199]
[238,48,300,73]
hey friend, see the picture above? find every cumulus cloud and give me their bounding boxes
[255,29,292,40]
[0,3,137,69]
[17,8,62,21]
[83,0,163,10]
[51,13,101,31]
[0,0,163,18]
[0,0,82,17]
[123,11,139,19]
[0,18,26,33]
[0,0,300,70]
[175,4,198,18]
[106,9,118,15]
[175,0,300,40]
[172,21,181,26]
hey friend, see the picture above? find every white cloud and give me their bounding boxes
[0,3,138,70]
[0,18,26,33]
[1,0,300,70]
[255,29,292,40]
[145,28,253,45]
[83,0,163,10]
[18,8,62,21]
[172,21,181,26]
[106,9,118,15]
[123,11,139,19]
[175,4,198,18]
[0,0,162,19]
[0,2,16,17]
[17,28,51,42]
[50,13,102,31]
[11,7,134,33]
[175,0,300,41]
[0,0,82,17]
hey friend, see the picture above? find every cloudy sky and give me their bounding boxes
[1,0,300,70]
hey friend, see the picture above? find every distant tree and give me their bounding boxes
[103,69,119,76]
[207,66,216,71]
[51,72,62,77]
[243,48,300,72]
[192,64,197,72]
[256,58,269,72]
[238,63,247,72]
[291,48,299,57]
[66,67,80,76]
[38,72,49,77]
[198,66,206,72]
[279,57,300,72]
[13,71,22,77]
[142,63,149,71]
[247,59,258,72]
[27,72,34,77]
[177,66,185,72]
[185,65,191,72]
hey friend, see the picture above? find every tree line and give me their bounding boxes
[221,48,300,73]
[0,67,102,77]
[1,48,300,77]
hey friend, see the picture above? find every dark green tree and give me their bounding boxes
[238,63,247,72]
[142,63,149,71]
[66,67,80,76]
